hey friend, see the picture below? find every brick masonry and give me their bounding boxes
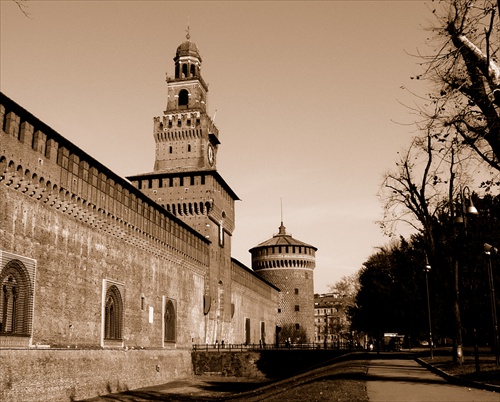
[0,88,279,401]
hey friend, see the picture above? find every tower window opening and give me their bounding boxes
[295,305,300,312]
[187,144,191,152]
[178,90,189,108]
[295,288,299,295]
[169,146,173,154]
[182,64,188,78]
[190,64,196,76]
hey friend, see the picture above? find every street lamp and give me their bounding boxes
[453,186,478,364]
[483,243,500,366]
[424,255,433,359]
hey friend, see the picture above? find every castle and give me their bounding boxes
[0,36,315,401]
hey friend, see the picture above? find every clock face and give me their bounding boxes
[208,145,214,166]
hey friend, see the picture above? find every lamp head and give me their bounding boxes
[484,243,498,254]
[466,198,478,215]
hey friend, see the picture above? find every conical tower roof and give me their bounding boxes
[249,222,317,251]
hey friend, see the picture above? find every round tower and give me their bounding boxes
[250,222,316,343]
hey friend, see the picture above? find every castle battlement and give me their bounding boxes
[0,93,209,267]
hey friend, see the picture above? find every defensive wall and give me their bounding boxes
[0,92,279,401]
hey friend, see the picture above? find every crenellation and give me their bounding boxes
[19,121,34,147]
[57,146,70,169]
[4,111,20,137]
[33,130,47,155]
[45,137,58,162]
[0,104,5,129]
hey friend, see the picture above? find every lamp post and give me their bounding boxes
[453,186,478,364]
[424,256,433,359]
[484,243,500,366]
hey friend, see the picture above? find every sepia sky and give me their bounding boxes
[1,0,434,293]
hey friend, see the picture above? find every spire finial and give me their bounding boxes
[278,198,287,235]
[280,197,283,226]
[186,25,190,41]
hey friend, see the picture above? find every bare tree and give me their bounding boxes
[12,0,31,18]
[380,128,474,364]
[417,0,500,173]
[379,128,464,256]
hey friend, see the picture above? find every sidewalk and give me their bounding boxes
[367,358,500,402]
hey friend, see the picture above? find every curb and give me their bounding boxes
[416,358,500,393]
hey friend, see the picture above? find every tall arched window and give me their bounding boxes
[0,260,32,336]
[164,299,176,343]
[104,285,123,340]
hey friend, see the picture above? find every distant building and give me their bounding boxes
[250,222,316,343]
[314,292,353,348]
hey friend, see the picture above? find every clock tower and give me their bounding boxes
[127,34,238,344]
[153,32,219,173]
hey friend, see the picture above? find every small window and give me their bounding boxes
[295,288,299,295]
[169,146,173,154]
[187,144,191,152]
[295,323,300,331]
[278,308,281,313]
[295,305,300,312]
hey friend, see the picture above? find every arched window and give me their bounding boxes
[178,89,189,108]
[190,64,196,76]
[182,64,188,78]
[104,285,123,340]
[0,260,32,336]
[164,299,176,343]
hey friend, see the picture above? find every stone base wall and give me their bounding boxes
[1,348,192,402]
[192,349,349,380]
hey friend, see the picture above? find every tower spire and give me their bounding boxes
[278,198,286,235]
[185,25,190,41]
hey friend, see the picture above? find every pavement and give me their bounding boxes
[367,358,500,401]
[81,354,500,401]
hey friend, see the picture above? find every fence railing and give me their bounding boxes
[192,342,356,352]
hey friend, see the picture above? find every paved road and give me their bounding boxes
[367,359,500,401]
